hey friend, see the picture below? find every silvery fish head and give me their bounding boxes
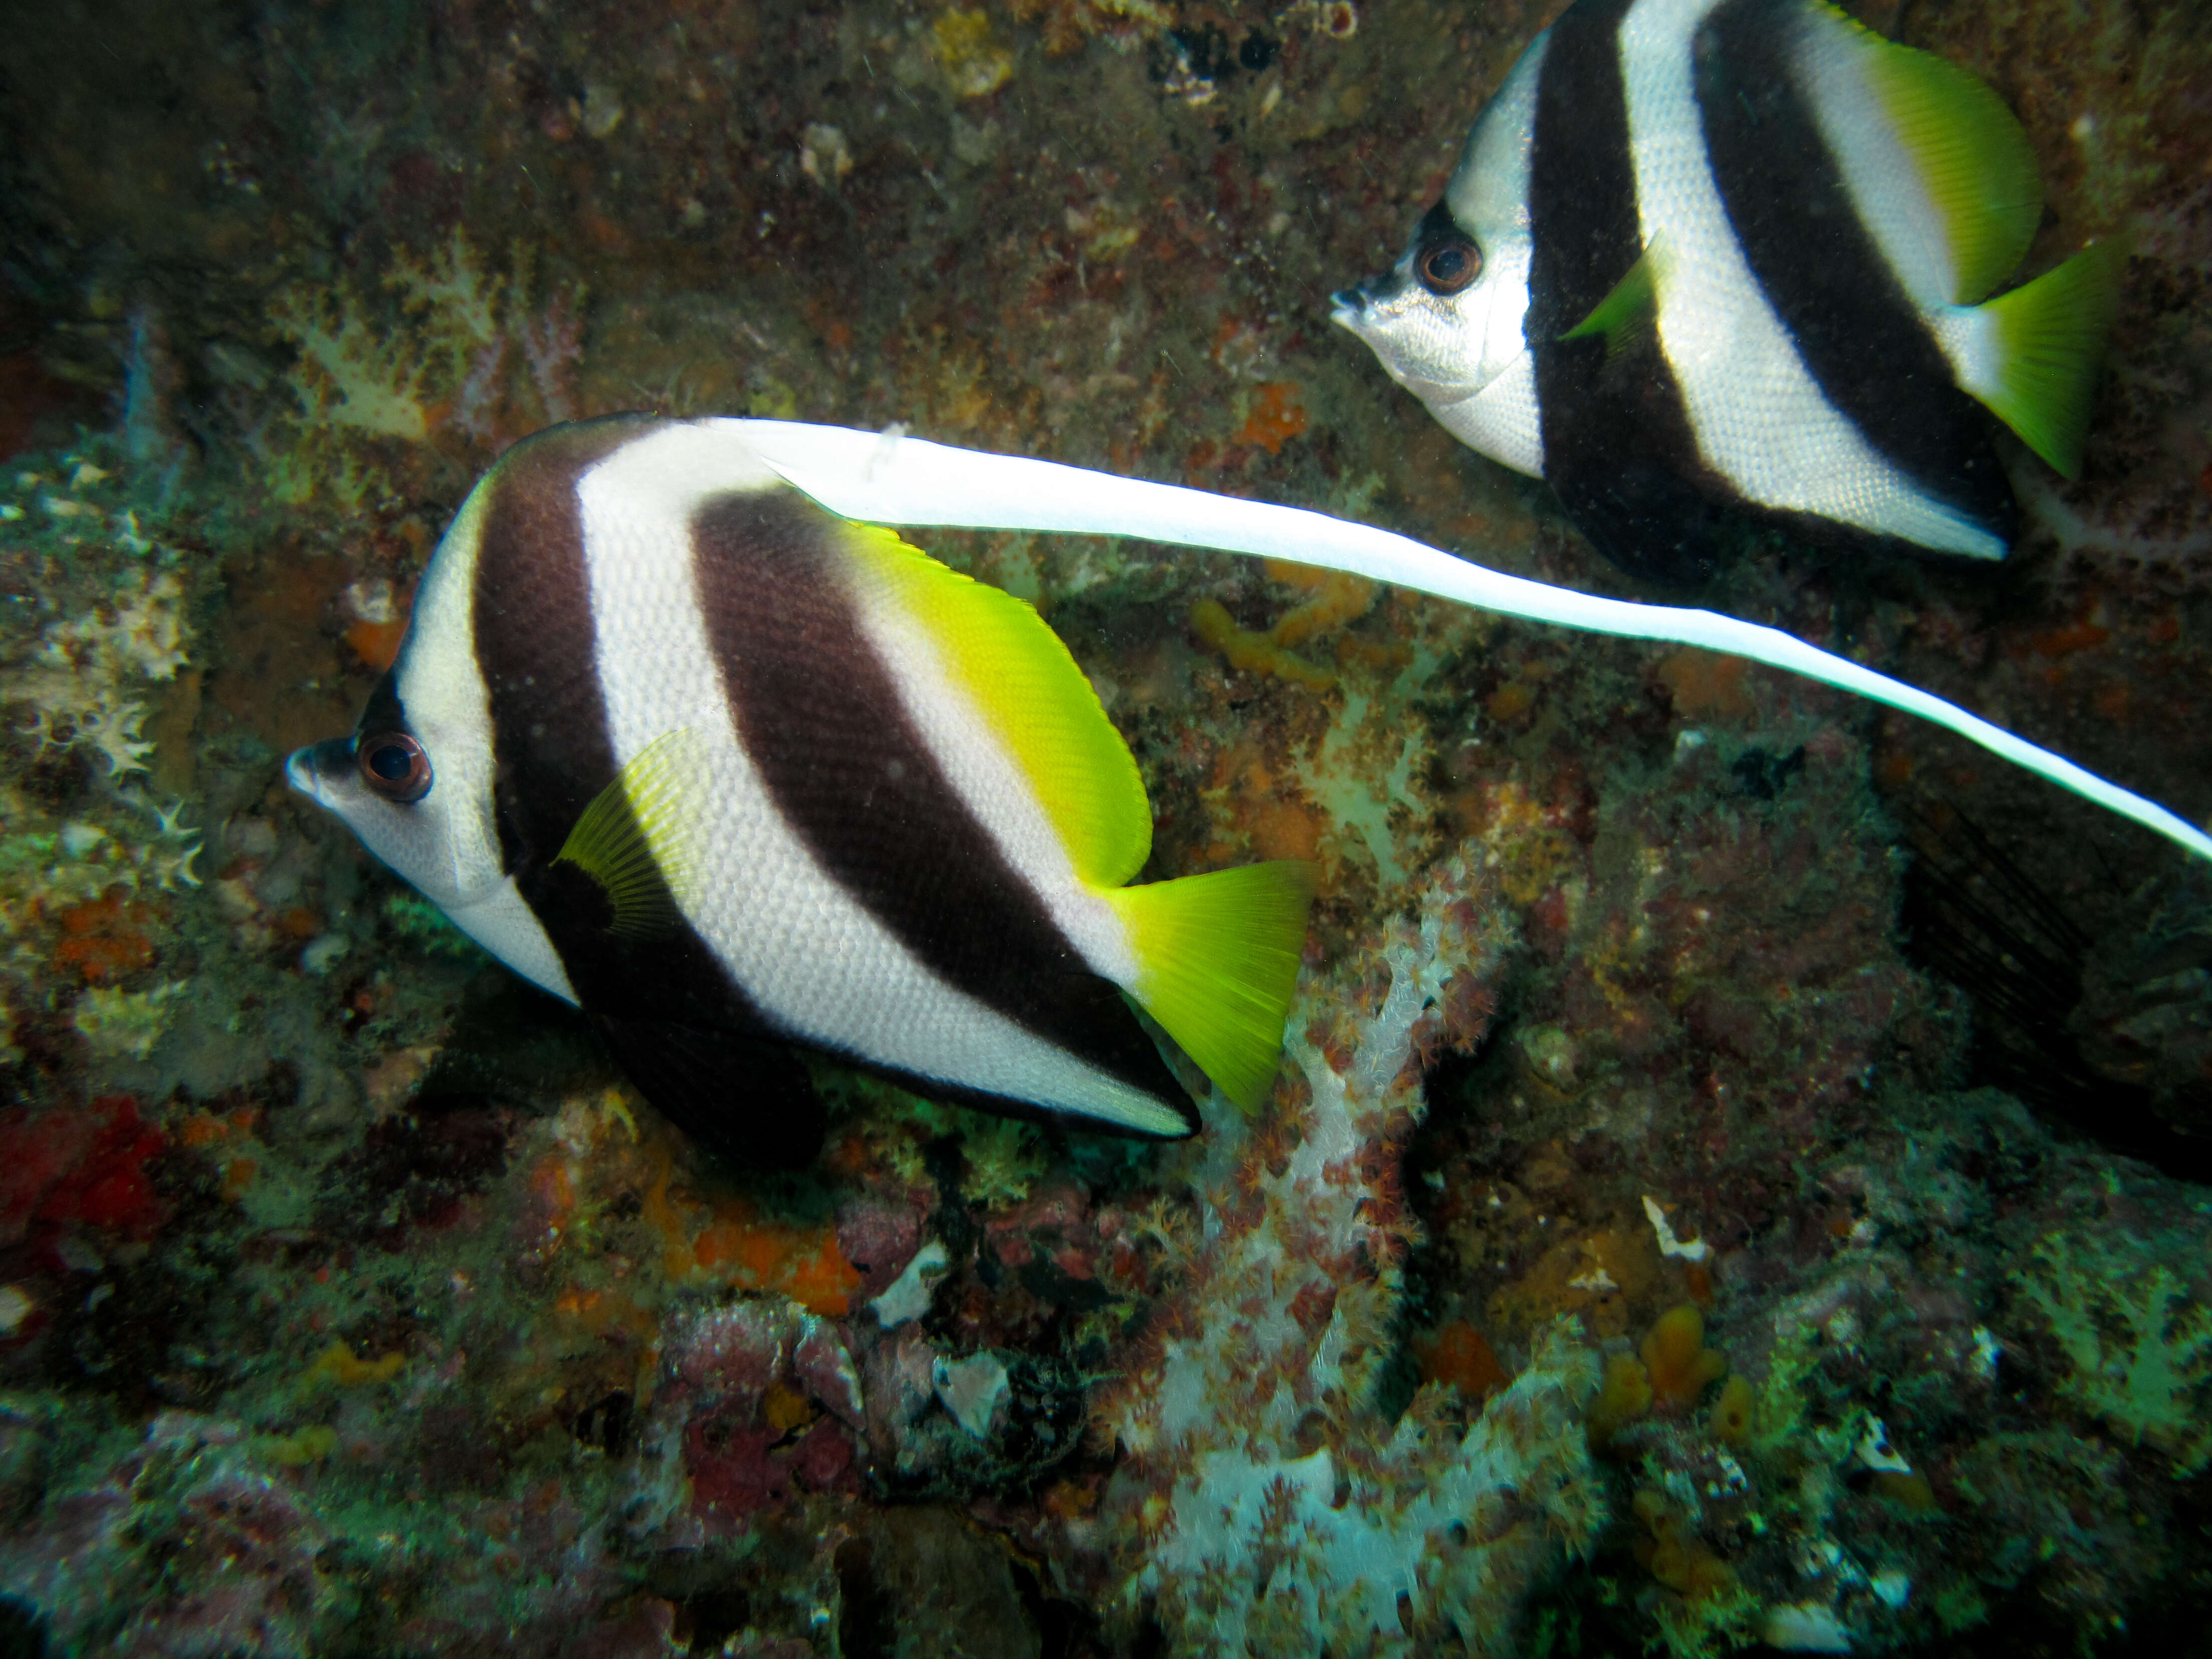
[286,483,579,1003]
[1330,32,1552,478]
[285,671,490,914]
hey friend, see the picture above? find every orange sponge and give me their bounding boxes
[1642,1302,1728,1406]
[1634,1489,1738,1599]
[1587,1350,1654,1445]
[1708,1373,1755,1443]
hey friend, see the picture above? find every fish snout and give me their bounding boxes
[286,737,355,806]
[1330,284,1381,336]
[1330,270,1408,335]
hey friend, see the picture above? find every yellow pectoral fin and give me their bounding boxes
[1107,860,1318,1114]
[550,727,709,939]
[838,520,1154,889]
[1560,240,1667,364]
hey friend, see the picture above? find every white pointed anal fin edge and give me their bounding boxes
[718,418,2212,865]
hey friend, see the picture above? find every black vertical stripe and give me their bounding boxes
[688,490,1194,1124]
[1694,0,2015,549]
[474,419,641,876]
[471,416,769,1036]
[1527,0,1731,584]
[356,664,410,740]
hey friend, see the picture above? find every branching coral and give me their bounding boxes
[1007,0,1172,57]
[1094,853,1603,1654]
[2017,1232,2212,1475]
[71,981,186,1061]
[7,568,190,781]
[262,232,588,503]
[271,230,511,443]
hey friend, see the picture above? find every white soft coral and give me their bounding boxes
[1094,852,1602,1656]
[8,569,188,778]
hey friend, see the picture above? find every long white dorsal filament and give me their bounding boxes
[727,418,2212,864]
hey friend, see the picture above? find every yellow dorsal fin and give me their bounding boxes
[1560,239,1668,362]
[551,727,707,939]
[837,522,1152,889]
[1818,2,2040,305]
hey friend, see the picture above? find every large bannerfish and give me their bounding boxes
[1332,0,2122,583]
[287,417,1315,1166]
[292,416,2212,1169]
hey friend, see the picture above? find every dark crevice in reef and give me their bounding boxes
[1902,809,2212,1185]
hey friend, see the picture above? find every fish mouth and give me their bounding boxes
[1330,276,1410,337]
[285,737,354,805]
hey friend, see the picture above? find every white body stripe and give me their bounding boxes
[1437,351,1544,478]
[575,423,1184,1135]
[388,491,513,906]
[1330,36,1548,479]
[1785,13,1956,310]
[1618,0,2005,559]
[843,592,1140,984]
[1927,304,2006,413]
[333,488,577,1001]
[441,881,579,1001]
[1446,28,1549,454]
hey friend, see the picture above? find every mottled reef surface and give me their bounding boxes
[1,0,2211,1653]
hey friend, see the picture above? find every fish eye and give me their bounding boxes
[358,731,432,804]
[1417,237,1482,296]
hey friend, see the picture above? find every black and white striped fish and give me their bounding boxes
[1332,0,2123,583]
[290,416,2212,1168]
[287,417,1314,1166]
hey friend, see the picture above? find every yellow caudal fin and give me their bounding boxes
[837,521,1154,888]
[1961,237,2127,479]
[1105,861,1317,1113]
[551,728,709,938]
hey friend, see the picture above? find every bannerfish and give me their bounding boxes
[287,416,1316,1166]
[1331,0,2123,583]
[293,417,2212,1167]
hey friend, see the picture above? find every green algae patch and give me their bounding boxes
[310,1342,407,1388]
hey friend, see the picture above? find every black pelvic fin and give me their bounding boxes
[593,1015,827,1171]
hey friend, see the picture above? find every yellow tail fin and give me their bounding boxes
[1963,237,2128,479]
[1105,861,1317,1113]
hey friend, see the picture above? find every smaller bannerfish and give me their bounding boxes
[288,417,1315,1165]
[1331,0,2123,582]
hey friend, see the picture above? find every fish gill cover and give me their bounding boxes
[0,0,2209,1654]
